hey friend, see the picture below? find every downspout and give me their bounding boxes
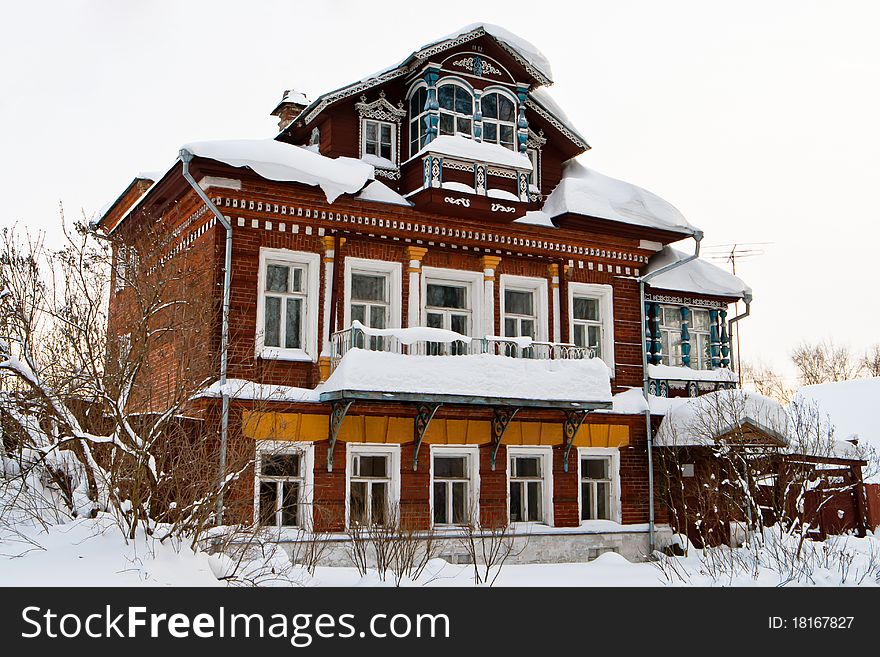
[727,292,752,387]
[180,149,233,525]
[638,229,703,553]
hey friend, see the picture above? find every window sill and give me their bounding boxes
[257,347,316,363]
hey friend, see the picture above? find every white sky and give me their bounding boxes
[2,1,878,382]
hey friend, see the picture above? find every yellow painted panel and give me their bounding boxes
[467,421,490,444]
[540,423,563,445]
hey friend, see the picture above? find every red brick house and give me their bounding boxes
[98,23,768,562]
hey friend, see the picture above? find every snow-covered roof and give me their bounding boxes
[793,378,880,460]
[655,389,788,447]
[528,87,590,150]
[647,364,738,383]
[182,139,374,203]
[414,135,533,170]
[323,348,611,404]
[541,158,698,236]
[644,247,752,299]
[355,180,411,206]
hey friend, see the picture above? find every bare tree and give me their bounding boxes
[740,360,795,404]
[790,339,863,386]
[860,344,880,378]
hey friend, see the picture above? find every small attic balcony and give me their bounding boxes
[330,321,594,375]
[402,135,536,221]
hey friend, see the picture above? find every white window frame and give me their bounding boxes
[429,445,480,528]
[343,257,403,331]
[407,83,429,157]
[421,267,483,337]
[253,440,315,531]
[689,308,713,370]
[345,443,401,528]
[480,88,518,151]
[437,79,475,139]
[255,248,320,362]
[499,274,549,342]
[568,282,615,369]
[360,118,397,165]
[659,304,684,367]
[507,446,553,526]
[577,447,621,524]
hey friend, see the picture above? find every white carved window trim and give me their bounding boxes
[360,118,396,166]
[255,248,320,362]
[254,440,315,531]
[421,267,484,337]
[499,274,549,342]
[343,257,403,331]
[577,447,621,524]
[568,282,615,369]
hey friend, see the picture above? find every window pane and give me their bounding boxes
[380,123,392,143]
[692,310,710,331]
[500,125,514,146]
[527,481,542,521]
[482,93,497,119]
[292,268,302,292]
[456,117,471,135]
[455,89,472,115]
[262,453,300,477]
[285,298,302,349]
[581,482,593,521]
[505,289,534,315]
[574,324,586,348]
[435,456,466,478]
[266,265,289,292]
[515,456,540,478]
[352,273,386,302]
[596,482,610,520]
[365,141,377,156]
[519,319,535,339]
[439,113,454,135]
[573,297,600,321]
[499,96,515,122]
[450,314,468,335]
[357,455,387,478]
[264,296,281,347]
[504,317,517,337]
[259,482,277,526]
[509,482,522,522]
[583,458,608,480]
[371,481,388,525]
[483,122,497,142]
[351,304,366,324]
[380,142,391,160]
[369,305,386,329]
[452,481,467,524]
[433,482,447,524]
[365,121,377,141]
[663,307,681,328]
[427,312,443,328]
[350,482,367,524]
[588,325,602,354]
[281,482,300,526]
[438,85,454,110]
[426,283,467,309]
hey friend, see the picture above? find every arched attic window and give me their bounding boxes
[481,91,517,150]
[437,81,473,138]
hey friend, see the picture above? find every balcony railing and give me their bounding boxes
[330,322,594,373]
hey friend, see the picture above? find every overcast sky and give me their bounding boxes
[2,1,878,382]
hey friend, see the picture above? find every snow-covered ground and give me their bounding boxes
[2,515,879,587]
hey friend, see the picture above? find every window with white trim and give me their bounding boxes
[659,305,683,367]
[422,268,482,354]
[348,445,400,527]
[344,258,401,351]
[481,91,516,150]
[255,443,312,528]
[431,447,478,526]
[362,119,395,164]
[508,448,552,523]
[438,82,473,138]
[580,455,614,521]
[568,283,614,366]
[409,86,428,156]
[690,308,712,370]
[256,249,320,361]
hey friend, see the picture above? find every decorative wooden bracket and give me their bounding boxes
[327,400,353,472]
[563,410,589,473]
[490,407,520,471]
[412,403,442,471]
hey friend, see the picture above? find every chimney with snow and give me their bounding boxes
[271,89,310,131]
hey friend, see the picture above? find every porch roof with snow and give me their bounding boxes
[644,246,752,300]
[655,389,788,448]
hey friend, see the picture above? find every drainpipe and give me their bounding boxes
[638,230,703,554]
[727,293,752,387]
[180,149,233,525]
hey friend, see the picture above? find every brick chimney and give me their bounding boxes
[271,89,310,131]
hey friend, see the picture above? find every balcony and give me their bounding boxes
[330,322,594,374]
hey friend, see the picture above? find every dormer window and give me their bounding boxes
[481,91,516,150]
[438,82,474,138]
[363,119,394,163]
